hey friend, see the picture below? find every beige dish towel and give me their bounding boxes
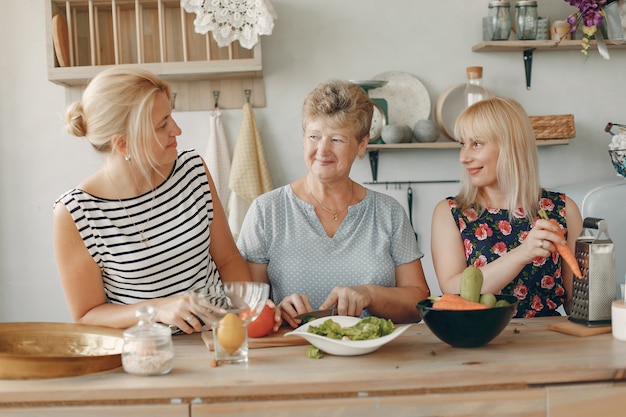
[204,107,231,211]
[228,102,273,239]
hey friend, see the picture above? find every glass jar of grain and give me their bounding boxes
[122,306,174,376]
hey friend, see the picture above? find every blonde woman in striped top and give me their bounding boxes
[53,67,251,333]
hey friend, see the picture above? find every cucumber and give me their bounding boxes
[479,293,497,308]
[460,266,483,303]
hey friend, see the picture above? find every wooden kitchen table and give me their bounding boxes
[2,316,626,417]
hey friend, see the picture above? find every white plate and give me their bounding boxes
[368,71,431,128]
[284,316,412,356]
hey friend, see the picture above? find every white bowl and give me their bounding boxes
[284,316,412,356]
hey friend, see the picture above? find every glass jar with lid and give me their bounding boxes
[515,0,538,40]
[487,1,512,41]
[122,305,174,376]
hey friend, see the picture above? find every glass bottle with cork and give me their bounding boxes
[464,66,490,108]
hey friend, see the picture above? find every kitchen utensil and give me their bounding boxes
[0,322,123,379]
[407,184,417,240]
[284,316,412,356]
[548,320,612,337]
[569,217,615,326]
[52,14,70,67]
[368,71,431,129]
[294,308,337,323]
[435,83,465,141]
[416,294,518,348]
[350,80,389,143]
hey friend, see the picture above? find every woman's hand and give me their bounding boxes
[516,219,568,263]
[278,294,313,328]
[319,285,372,318]
[158,293,226,334]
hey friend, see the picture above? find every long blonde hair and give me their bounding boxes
[65,66,172,185]
[454,96,541,221]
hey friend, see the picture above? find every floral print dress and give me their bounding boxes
[447,190,568,318]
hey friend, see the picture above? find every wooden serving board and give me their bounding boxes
[52,14,70,67]
[548,320,612,337]
[201,327,309,351]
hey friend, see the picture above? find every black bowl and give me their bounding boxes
[416,294,519,348]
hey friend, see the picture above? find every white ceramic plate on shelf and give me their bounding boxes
[284,316,412,356]
[368,71,431,128]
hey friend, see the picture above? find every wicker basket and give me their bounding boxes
[529,114,576,139]
[609,149,626,178]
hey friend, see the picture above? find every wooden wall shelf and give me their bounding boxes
[367,139,569,151]
[472,39,626,53]
[45,0,265,110]
[365,139,570,181]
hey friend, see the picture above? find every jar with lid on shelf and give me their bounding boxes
[464,66,490,108]
[122,306,174,376]
[515,0,538,40]
[487,1,512,41]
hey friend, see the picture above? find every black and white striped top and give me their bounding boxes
[56,149,221,305]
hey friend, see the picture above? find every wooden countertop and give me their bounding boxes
[2,316,626,409]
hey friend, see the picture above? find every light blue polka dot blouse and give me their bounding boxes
[237,185,423,314]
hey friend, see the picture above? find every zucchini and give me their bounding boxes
[460,266,483,303]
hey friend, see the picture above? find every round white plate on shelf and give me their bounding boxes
[284,316,412,356]
[368,71,431,128]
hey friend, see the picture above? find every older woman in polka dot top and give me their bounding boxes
[237,79,431,328]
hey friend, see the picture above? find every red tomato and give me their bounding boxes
[247,304,275,338]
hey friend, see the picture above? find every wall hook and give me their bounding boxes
[244,89,251,103]
[213,91,220,108]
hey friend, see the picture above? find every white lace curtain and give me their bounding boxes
[181,0,277,49]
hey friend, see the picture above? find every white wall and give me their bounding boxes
[1,1,624,322]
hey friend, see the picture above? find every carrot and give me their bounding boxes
[429,294,489,310]
[538,210,583,279]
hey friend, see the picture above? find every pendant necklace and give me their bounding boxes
[306,177,353,221]
[106,167,156,247]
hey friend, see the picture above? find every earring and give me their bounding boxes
[125,154,131,162]
[359,154,364,160]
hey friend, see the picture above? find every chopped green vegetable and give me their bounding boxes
[306,345,323,359]
[307,316,395,340]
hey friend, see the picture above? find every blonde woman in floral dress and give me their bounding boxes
[431,97,582,318]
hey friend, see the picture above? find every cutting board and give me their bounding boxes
[548,320,612,337]
[201,327,309,351]
[52,14,70,67]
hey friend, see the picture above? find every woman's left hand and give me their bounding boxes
[319,285,372,318]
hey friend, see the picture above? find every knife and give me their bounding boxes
[294,308,337,323]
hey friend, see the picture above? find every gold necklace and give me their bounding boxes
[106,167,156,248]
[306,178,353,221]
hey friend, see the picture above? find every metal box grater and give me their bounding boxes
[569,217,615,326]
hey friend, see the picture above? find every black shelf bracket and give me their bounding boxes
[523,48,535,90]
[368,150,379,182]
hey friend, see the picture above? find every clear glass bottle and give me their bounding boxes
[515,0,538,40]
[464,66,489,108]
[122,306,174,376]
[487,1,512,41]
